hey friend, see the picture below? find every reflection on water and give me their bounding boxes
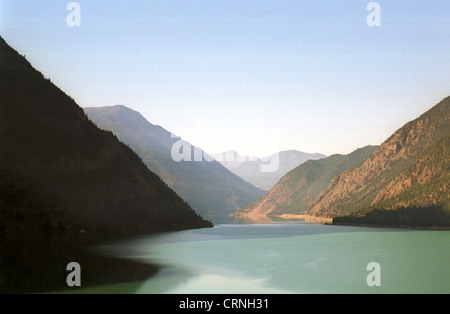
[92,223,450,294]
[143,272,293,294]
[0,236,158,294]
[4,223,447,293]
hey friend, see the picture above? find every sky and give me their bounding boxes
[1,0,449,157]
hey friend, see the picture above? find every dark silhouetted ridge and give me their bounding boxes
[85,105,265,223]
[0,36,212,240]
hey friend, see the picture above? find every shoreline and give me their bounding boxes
[233,212,333,224]
[276,213,333,223]
[331,221,450,231]
[233,212,449,230]
[0,234,159,294]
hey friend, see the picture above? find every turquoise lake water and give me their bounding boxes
[84,223,449,294]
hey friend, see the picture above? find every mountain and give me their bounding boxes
[236,146,378,220]
[0,36,212,240]
[212,150,258,170]
[308,97,450,227]
[84,106,265,223]
[214,150,326,190]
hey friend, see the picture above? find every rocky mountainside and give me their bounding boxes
[237,146,377,219]
[308,97,449,226]
[0,36,212,240]
[85,106,265,223]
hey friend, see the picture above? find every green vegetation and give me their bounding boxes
[0,36,211,238]
[307,96,450,226]
[241,96,449,228]
[85,106,264,223]
[219,150,326,191]
[276,146,378,215]
[333,205,450,228]
[239,146,378,217]
[0,36,212,292]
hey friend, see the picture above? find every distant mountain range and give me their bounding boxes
[237,146,378,219]
[239,97,450,227]
[213,150,326,190]
[1,32,448,244]
[85,106,265,223]
[0,36,211,240]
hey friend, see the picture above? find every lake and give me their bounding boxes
[78,223,449,294]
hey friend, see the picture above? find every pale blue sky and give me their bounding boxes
[1,0,449,156]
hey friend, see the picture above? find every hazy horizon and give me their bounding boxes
[2,0,449,156]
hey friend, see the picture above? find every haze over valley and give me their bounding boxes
[1,0,449,294]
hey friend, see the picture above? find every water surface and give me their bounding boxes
[87,223,449,294]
